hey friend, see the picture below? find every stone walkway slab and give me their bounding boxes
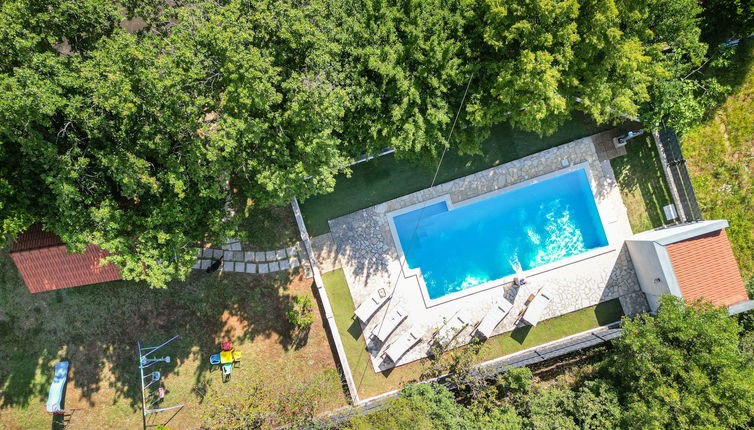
[192,240,306,275]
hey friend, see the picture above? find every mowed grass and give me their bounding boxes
[301,113,611,236]
[322,269,623,399]
[683,41,754,287]
[611,134,674,233]
[0,251,346,429]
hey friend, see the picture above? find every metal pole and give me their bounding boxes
[137,341,147,430]
[147,404,185,414]
[138,335,184,428]
[140,334,181,358]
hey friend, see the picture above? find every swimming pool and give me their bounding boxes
[391,168,608,300]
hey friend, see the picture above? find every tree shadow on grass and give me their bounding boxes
[611,133,673,231]
[696,39,754,125]
[0,250,303,415]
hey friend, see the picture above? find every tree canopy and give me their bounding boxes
[0,0,725,285]
[607,295,754,429]
[0,0,350,286]
[345,296,754,430]
[464,0,705,136]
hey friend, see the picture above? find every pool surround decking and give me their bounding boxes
[320,135,646,371]
[385,162,616,307]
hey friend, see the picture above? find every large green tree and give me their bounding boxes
[336,0,473,158]
[464,0,706,136]
[0,0,350,287]
[608,295,754,429]
[1,0,721,287]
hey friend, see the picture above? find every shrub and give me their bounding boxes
[287,295,314,329]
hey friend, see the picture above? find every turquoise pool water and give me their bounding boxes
[392,169,608,299]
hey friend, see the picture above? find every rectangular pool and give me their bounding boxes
[391,168,608,300]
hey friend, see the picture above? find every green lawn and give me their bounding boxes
[611,134,674,233]
[683,41,754,288]
[322,269,623,399]
[234,204,300,250]
[301,113,611,236]
[0,251,345,429]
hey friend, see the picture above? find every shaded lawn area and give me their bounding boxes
[683,41,754,286]
[231,185,300,250]
[301,113,612,236]
[0,251,346,429]
[234,204,300,250]
[611,134,674,233]
[322,269,623,399]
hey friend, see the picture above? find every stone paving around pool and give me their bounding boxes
[191,239,302,274]
[319,133,648,372]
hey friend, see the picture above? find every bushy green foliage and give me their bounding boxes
[287,294,314,329]
[336,0,473,159]
[527,380,622,430]
[495,367,532,409]
[0,0,349,287]
[344,396,437,430]
[0,0,727,287]
[465,0,705,136]
[201,363,340,429]
[344,383,465,430]
[699,0,754,44]
[345,382,523,430]
[350,296,754,429]
[608,295,754,429]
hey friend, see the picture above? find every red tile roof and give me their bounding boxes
[10,226,121,293]
[9,223,65,252]
[666,228,748,307]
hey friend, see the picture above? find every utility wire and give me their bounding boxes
[354,70,475,389]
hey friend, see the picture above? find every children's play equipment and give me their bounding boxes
[137,335,185,430]
[208,341,242,382]
[46,361,78,414]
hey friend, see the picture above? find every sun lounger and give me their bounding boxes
[475,299,513,339]
[435,315,469,347]
[384,330,421,363]
[46,361,70,414]
[521,287,554,326]
[354,289,391,323]
[370,306,408,343]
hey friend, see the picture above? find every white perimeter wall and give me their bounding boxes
[626,220,729,312]
[625,240,672,312]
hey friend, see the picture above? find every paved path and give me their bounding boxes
[191,239,302,274]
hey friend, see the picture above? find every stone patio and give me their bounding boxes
[323,134,647,372]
